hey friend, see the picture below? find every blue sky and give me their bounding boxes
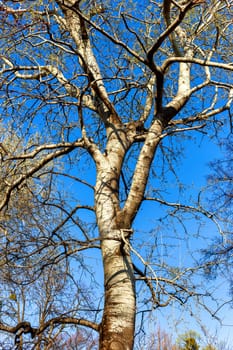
[0,1,233,347]
[131,128,233,346]
[71,124,233,346]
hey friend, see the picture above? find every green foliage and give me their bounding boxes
[182,337,199,350]
[147,328,222,350]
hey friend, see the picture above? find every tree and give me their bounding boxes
[147,327,179,350]
[0,0,233,349]
[139,327,221,350]
[207,135,233,224]
[202,135,233,286]
[182,337,199,350]
[177,331,201,350]
[0,128,98,348]
[52,330,98,350]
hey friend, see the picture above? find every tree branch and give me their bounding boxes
[0,317,99,342]
[0,144,84,211]
[162,56,233,72]
[55,1,121,125]
[0,56,96,109]
[144,196,224,235]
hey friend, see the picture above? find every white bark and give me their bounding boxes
[56,1,119,124]
[99,230,135,350]
[94,131,136,349]
[95,172,136,349]
[1,1,232,348]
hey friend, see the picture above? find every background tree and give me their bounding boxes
[146,327,179,350]
[0,0,233,349]
[182,337,199,350]
[0,125,99,349]
[202,135,233,294]
[138,327,221,350]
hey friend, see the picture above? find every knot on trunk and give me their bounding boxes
[101,228,133,241]
[121,228,133,238]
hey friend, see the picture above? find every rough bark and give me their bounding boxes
[1,1,232,348]
[95,136,136,349]
[99,230,135,350]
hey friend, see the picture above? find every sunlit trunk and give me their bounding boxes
[95,160,136,349]
[99,230,135,350]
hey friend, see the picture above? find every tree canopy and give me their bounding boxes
[0,0,233,349]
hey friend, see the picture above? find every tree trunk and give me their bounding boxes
[99,229,135,350]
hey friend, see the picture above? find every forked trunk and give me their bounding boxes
[99,230,135,350]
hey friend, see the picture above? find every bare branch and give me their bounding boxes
[144,196,224,235]
[162,56,233,72]
[0,317,99,342]
[0,144,83,211]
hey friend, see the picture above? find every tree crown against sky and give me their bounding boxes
[0,0,233,349]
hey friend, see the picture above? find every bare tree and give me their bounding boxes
[202,135,233,299]
[0,0,233,349]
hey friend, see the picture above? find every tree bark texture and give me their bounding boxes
[99,232,135,350]
[95,154,136,349]
[1,1,214,348]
